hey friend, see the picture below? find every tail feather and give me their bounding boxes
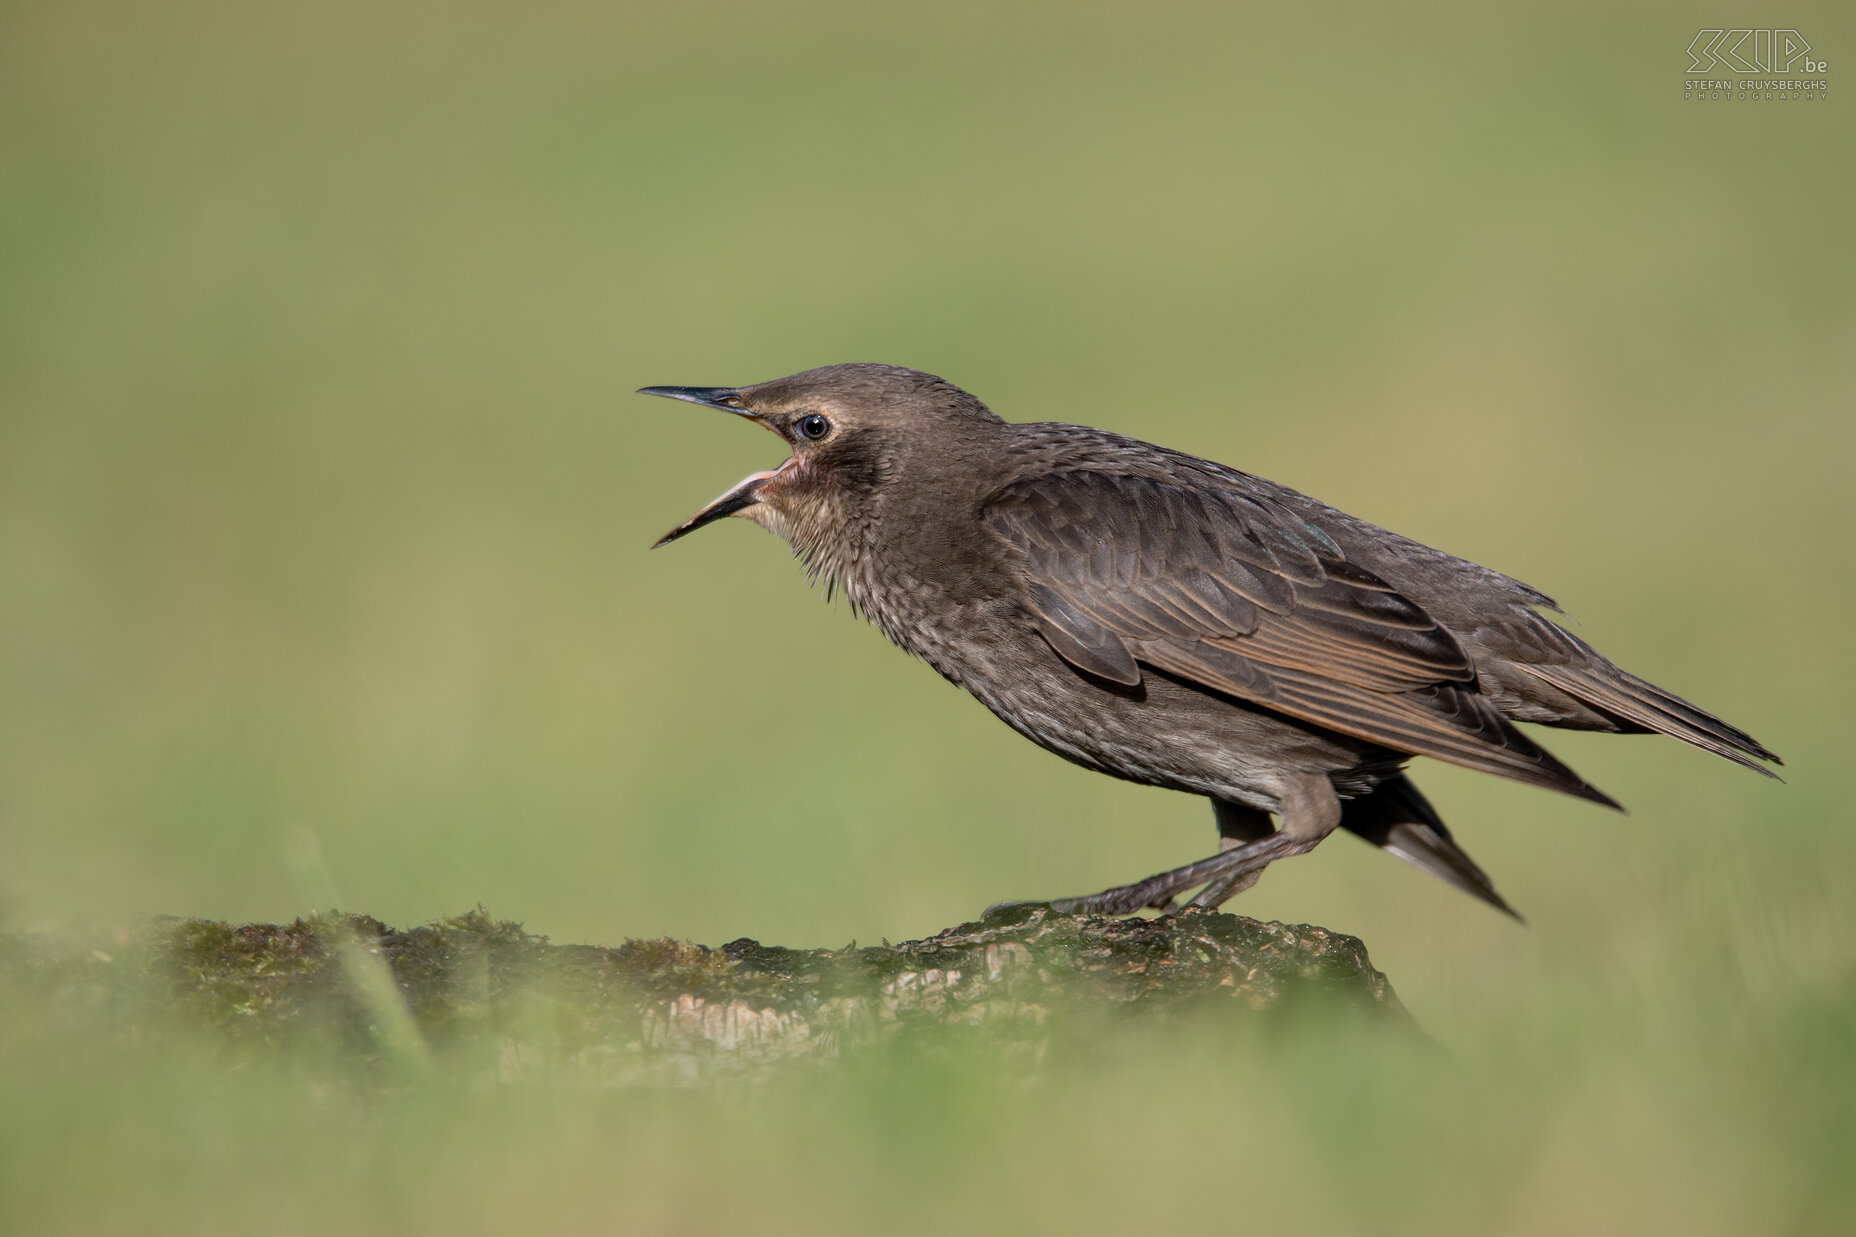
[1343,774,1521,919]
[1519,663,1782,778]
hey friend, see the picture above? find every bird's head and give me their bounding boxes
[644,363,1001,552]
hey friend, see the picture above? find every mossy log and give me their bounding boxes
[4,905,1409,1084]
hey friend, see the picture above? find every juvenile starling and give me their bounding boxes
[644,364,1780,917]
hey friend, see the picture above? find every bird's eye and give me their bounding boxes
[796,413,831,441]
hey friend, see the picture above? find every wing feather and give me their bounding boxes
[986,470,1613,804]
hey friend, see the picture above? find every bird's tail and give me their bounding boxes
[1344,774,1520,919]
[1516,661,1782,778]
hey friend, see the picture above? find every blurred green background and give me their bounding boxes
[3,0,1852,1232]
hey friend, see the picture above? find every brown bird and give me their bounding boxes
[644,364,1780,917]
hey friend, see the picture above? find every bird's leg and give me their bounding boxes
[1189,775,1342,909]
[1190,799,1277,907]
[1106,800,1272,914]
[1003,778,1342,918]
[1185,836,1309,908]
[1038,831,1319,914]
[1191,867,1263,908]
[1214,798,1275,847]
[985,848,1243,918]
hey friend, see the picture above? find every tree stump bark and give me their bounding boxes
[4,904,1411,1085]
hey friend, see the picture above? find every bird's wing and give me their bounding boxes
[982,470,1614,804]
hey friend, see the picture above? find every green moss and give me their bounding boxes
[1,907,1407,1085]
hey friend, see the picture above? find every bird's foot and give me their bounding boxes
[981,890,1175,922]
[1048,886,1180,916]
[996,832,1319,920]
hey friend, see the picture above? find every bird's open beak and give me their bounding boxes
[651,469,778,548]
[641,385,779,548]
